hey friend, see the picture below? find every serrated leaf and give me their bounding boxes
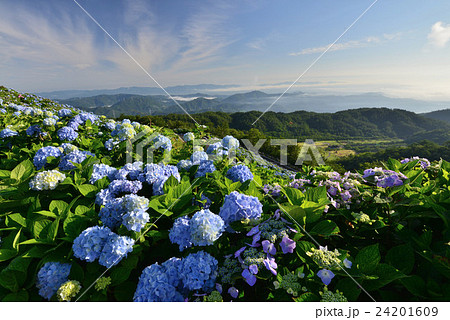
[49,200,68,215]
[386,244,415,274]
[34,210,58,218]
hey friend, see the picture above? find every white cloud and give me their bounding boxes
[427,21,450,47]
[289,33,401,56]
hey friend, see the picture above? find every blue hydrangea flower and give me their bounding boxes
[36,262,72,300]
[0,128,19,139]
[57,126,78,141]
[179,251,218,292]
[133,263,184,302]
[58,150,95,171]
[105,138,119,151]
[57,109,73,117]
[183,132,195,142]
[72,226,113,262]
[99,198,125,229]
[222,135,239,150]
[152,134,172,151]
[29,170,66,191]
[190,151,209,164]
[43,117,57,126]
[177,159,193,171]
[111,122,136,141]
[122,209,149,232]
[169,215,192,251]
[189,209,225,246]
[206,142,227,157]
[108,179,142,197]
[195,160,216,177]
[104,120,116,131]
[98,233,134,268]
[26,125,43,137]
[115,161,143,180]
[90,164,118,184]
[141,163,165,184]
[219,191,263,226]
[226,164,254,183]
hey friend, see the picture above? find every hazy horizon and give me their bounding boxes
[2,0,450,102]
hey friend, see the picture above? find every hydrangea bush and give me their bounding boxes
[0,87,449,302]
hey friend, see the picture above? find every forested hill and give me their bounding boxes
[422,108,450,124]
[138,108,450,142]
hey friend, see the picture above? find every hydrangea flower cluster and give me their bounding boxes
[57,126,78,141]
[226,164,254,183]
[26,125,44,137]
[58,150,95,171]
[222,135,240,150]
[191,151,209,164]
[351,211,375,225]
[273,271,307,297]
[177,159,193,171]
[183,132,195,142]
[306,246,352,286]
[99,194,149,232]
[134,251,218,301]
[111,120,136,141]
[43,117,57,126]
[169,209,225,251]
[233,212,297,286]
[90,163,118,184]
[319,287,348,302]
[33,146,63,169]
[363,168,408,188]
[0,128,19,139]
[29,170,66,191]
[219,191,263,227]
[307,170,363,211]
[72,226,134,267]
[401,156,430,169]
[36,262,72,300]
[57,280,82,302]
[151,134,172,151]
[262,184,282,197]
[195,160,216,178]
[206,141,228,157]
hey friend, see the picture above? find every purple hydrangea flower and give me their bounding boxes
[280,236,296,254]
[317,269,335,286]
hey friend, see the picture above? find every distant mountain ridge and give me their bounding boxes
[59,89,450,116]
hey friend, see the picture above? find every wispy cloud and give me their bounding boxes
[427,21,450,47]
[289,33,402,56]
[171,1,238,71]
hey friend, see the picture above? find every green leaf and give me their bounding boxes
[386,244,415,274]
[0,169,10,179]
[293,292,319,302]
[282,187,305,205]
[6,213,27,228]
[10,159,34,182]
[12,228,22,250]
[77,184,98,197]
[0,249,17,262]
[34,210,58,218]
[46,218,60,242]
[0,270,19,292]
[305,186,328,202]
[309,220,340,237]
[2,290,29,301]
[32,219,52,239]
[110,267,132,285]
[363,263,406,291]
[336,278,361,301]
[400,275,426,298]
[356,244,380,274]
[63,213,88,239]
[49,200,68,215]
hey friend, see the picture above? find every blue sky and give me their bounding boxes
[1,0,450,100]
